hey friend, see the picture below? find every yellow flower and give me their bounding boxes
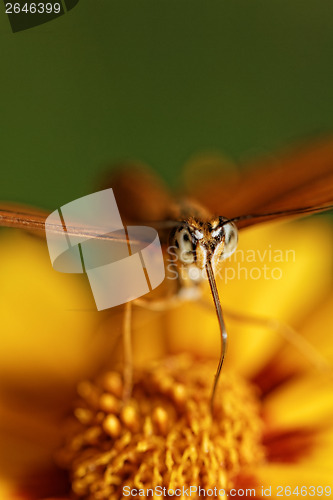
[0,215,332,499]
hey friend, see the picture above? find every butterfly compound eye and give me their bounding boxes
[221,222,238,260]
[170,227,195,265]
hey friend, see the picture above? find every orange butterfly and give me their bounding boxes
[1,136,333,412]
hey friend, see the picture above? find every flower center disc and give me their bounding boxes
[59,355,265,499]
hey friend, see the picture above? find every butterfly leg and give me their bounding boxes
[121,297,198,399]
[198,299,331,374]
[122,301,133,402]
[121,297,179,402]
[224,309,332,375]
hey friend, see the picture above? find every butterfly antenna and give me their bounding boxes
[224,203,333,226]
[122,302,133,402]
[205,259,228,416]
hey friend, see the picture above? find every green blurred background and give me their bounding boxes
[1,0,333,210]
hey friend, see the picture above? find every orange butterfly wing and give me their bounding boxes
[185,136,333,227]
[0,202,49,234]
[97,161,174,224]
[1,138,333,234]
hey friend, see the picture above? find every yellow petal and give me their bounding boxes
[279,292,333,375]
[302,426,333,470]
[0,231,108,384]
[0,230,110,482]
[263,372,333,430]
[255,463,333,493]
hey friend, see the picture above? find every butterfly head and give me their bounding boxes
[170,216,238,273]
